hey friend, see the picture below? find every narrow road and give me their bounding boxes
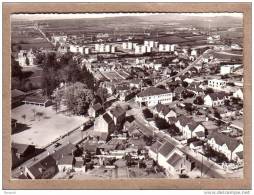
[33,24,55,47]
[12,126,93,178]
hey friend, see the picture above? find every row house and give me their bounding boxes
[153,103,177,122]
[175,116,206,140]
[207,132,243,162]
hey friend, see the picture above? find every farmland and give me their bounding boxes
[11,22,54,50]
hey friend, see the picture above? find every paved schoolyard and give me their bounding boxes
[11,104,87,148]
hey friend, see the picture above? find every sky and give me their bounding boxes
[11,13,243,21]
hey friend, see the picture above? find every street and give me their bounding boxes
[127,102,226,178]
[12,125,93,178]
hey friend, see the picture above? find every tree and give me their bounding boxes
[35,52,45,64]
[52,89,62,113]
[194,96,204,105]
[32,109,36,120]
[42,52,58,96]
[11,56,23,78]
[184,103,195,114]
[21,114,26,123]
[167,124,182,136]
[182,90,195,99]
[157,85,166,90]
[214,110,222,120]
[143,108,153,119]
[36,112,44,121]
[96,87,108,104]
[25,57,30,66]
[63,82,94,115]
[182,81,189,88]
[154,117,170,130]
[224,99,230,106]
[143,135,154,146]
[204,88,214,95]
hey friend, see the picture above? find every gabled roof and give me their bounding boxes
[92,103,103,111]
[116,85,129,91]
[74,157,85,168]
[52,143,76,161]
[174,86,185,94]
[18,173,28,179]
[176,116,200,131]
[155,103,175,117]
[110,106,125,118]
[190,140,204,147]
[11,89,25,98]
[187,82,203,93]
[167,153,183,167]
[149,141,163,154]
[137,87,171,97]
[207,92,228,101]
[27,155,57,179]
[168,117,178,123]
[236,151,243,160]
[195,131,205,138]
[12,143,34,155]
[23,95,49,104]
[103,113,114,124]
[58,155,73,165]
[208,132,241,151]
[158,141,175,158]
[82,142,98,153]
[130,79,142,84]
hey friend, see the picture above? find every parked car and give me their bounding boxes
[54,143,61,148]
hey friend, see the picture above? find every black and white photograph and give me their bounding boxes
[10,12,245,181]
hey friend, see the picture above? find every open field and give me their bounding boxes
[11,104,86,148]
[212,51,243,60]
[100,71,124,81]
[12,66,43,91]
[157,35,188,44]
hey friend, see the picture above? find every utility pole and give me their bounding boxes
[201,154,203,177]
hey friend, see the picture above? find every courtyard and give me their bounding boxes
[11,104,87,148]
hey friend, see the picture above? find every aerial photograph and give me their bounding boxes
[10,13,244,180]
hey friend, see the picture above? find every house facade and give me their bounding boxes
[17,50,36,67]
[148,141,192,176]
[88,103,103,118]
[204,92,229,107]
[233,88,243,100]
[153,103,177,121]
[135,87,173,107]
[207,132,243,162]
[175,116,205,140]
[208,79,226,90]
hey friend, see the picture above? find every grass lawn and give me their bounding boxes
[11,104,87,148]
